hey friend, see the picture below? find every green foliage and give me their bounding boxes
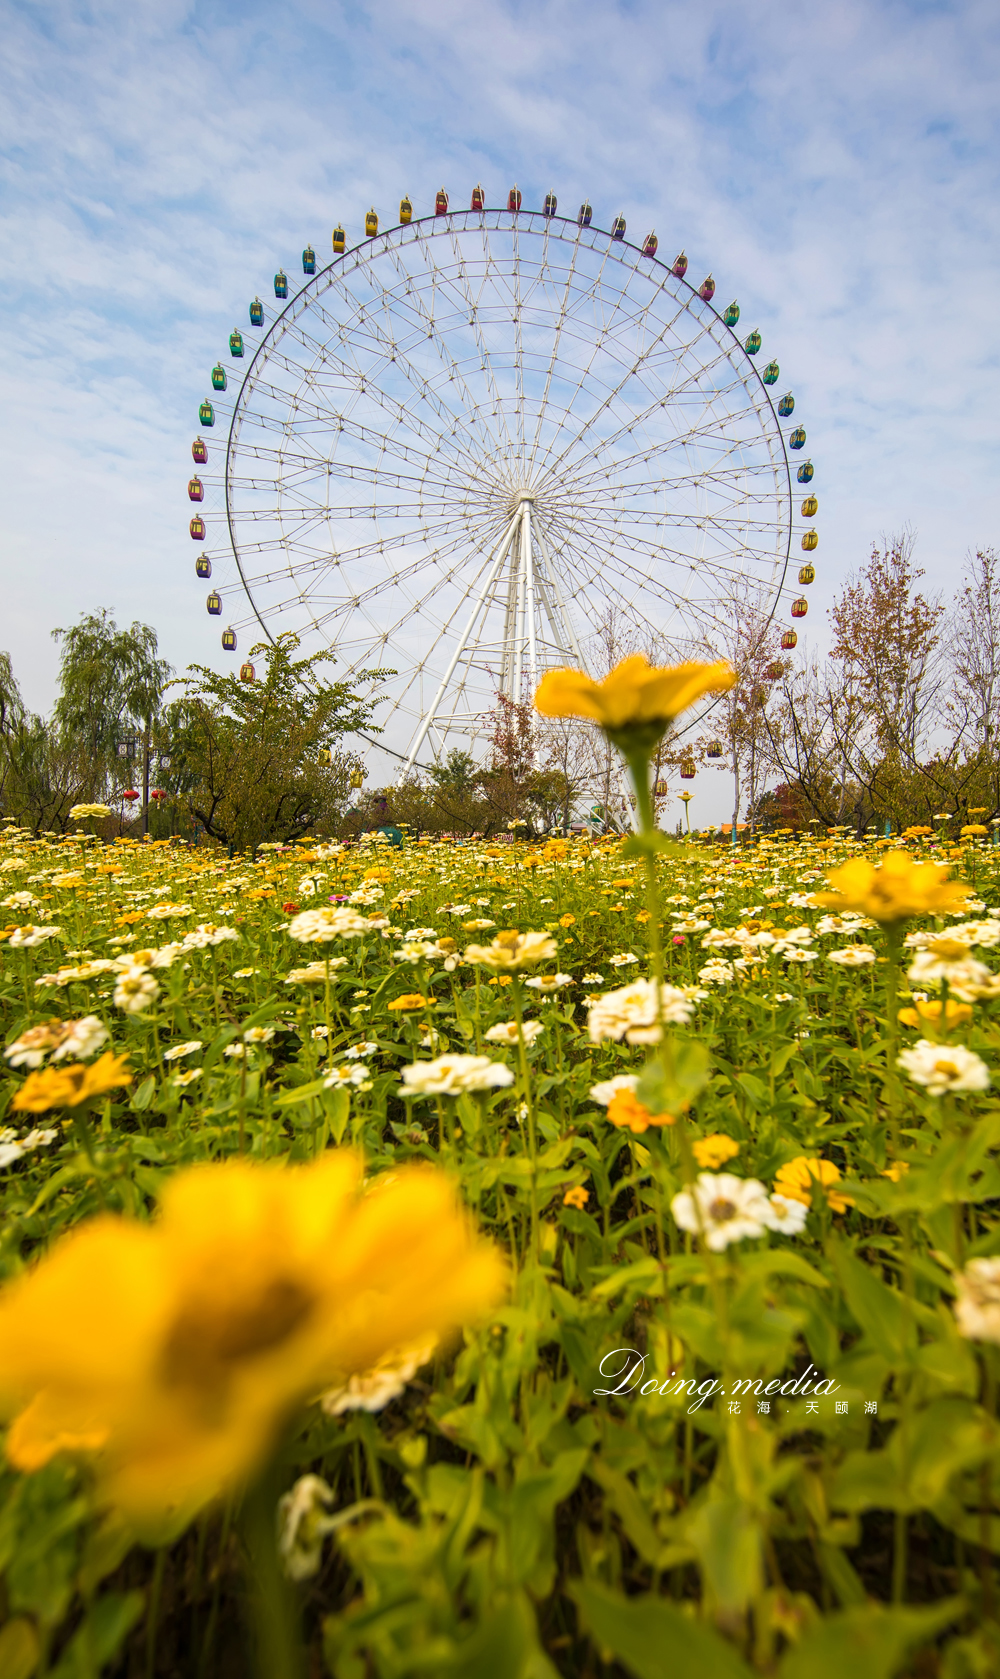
[164,634,389,848]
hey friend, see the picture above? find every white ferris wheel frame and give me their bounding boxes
[190,205,809,812]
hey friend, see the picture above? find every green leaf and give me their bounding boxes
[828,1236,913,1359]
[686,1495,763,1613]
[778,1599,962,1679]
[570,1579,754,1679]
[48,1590,144,1678]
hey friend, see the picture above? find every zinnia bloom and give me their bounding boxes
[587,978,695,1045]
[692,1133,740,1169]
[954,1258,1000,1345]
[399,1055,515,1096]
[773,1157,853,1215]
[11,1051,132,1114]
[896,1040,990,1096]
[534,656,735,749]
[814,852,970,925]
[463,931,558,970]
[670,1174,771,1250]
[897,998,973,1029]
[606,1089,674,1133]
[0,1155,504,1518]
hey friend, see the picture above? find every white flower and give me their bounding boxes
[400,1054,515,1096]
[277,1474,337,1581]
[582,972,605,984]
[224,1044,248,1058]
[323,1064,369,1088]
[897,1040,990,1096]
[8,925,62,949]
[609,952,639,968]
[320,1337,437,1419]
[68,803,113,820]
[1,892,40,909]
[394,941,438,964]
[146,902,194,921]
[233,966,261,978]
[778,947,820,963]
[404,927,438,940]
[827,946,877,967]
[182,924,240,948]
[244,1026,276,1044]
[171,1067,203,1087]
[760,1194,809,1235]
[670,1173,771,1251]
[311,1025,330,1040]
[51,1015,109,1062]
[484,1020,544,1045]
[589,1074,639,1106]
[343,1040,378,1059]
[954,1258,1000,1344]
[524,973,572,992]
[907,947,995,1000]
[287,906,374,943]
[164,1041,203,1062]
[113,969,160,1013]
[463,930,558,970]
[587,979,695,1045]
[698,959,735,985]
[462,918,496,931]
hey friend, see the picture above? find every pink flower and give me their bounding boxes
[672,935,686,947]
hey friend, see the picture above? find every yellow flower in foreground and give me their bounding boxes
[12,1052,132,1114]
[0,1155,504,1519]
[898,999,973,1030]
[563,1185,590,1210]
[534,656,735,746]
[773,1157,854,1215]
[387,994,428,1012]
[693,1133,741,1170]
[814,851,970,925]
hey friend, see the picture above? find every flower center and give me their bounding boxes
[162,1276,316,1388]
[709,1198,736,1223]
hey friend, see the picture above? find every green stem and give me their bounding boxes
[240,1472,304,1679]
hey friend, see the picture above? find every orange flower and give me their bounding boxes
[563,1185,589,1210]
[606,1090,676,1134]
[559,914,576,928]
[387,994,428,1012]
[12,1052,132,1114]
[774,1157,853,1215]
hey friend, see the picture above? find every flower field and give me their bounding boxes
[2,808,1000,1675]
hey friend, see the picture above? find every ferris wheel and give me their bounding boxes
[186,187,818,772]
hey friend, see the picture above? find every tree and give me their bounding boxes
[163,636,387,850]
[52,610,172,830]
[695,580,782,836]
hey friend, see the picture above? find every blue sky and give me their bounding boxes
[2,0,999,777]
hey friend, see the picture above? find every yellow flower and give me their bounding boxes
[563,1185,589,1210]
[12,1052,132,1114]
[961,825,989,838]
[0,1156,504,1519]
[813,851,970,925]
[881,1162,910,1182]
[693,1134,740,1169]
[773,1157,854,1215]
[898,999,973,1029]
[387,994,428,1012]
[606,1089,676,1133]
[559,914,576,928]
[534,656,735,747]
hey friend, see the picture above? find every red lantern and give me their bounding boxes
[151,789,167,802]
[122,789,139,803]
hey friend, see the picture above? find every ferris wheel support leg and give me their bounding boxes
[533,517,639,834]
[512,529,526,699]
[523,503,539,699]
[398,514,520,781]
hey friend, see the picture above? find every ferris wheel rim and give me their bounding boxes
[210,201,800,754]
